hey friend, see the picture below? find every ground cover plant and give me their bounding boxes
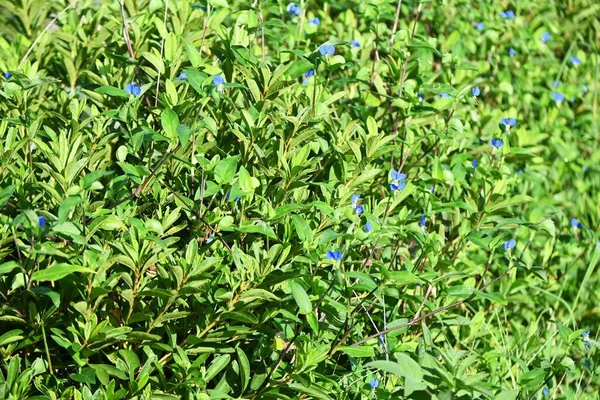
[0,0,599,398]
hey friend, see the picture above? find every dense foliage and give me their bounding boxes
[1,0,599,398]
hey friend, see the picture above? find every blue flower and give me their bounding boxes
[213,75,225,86]
[319,44,335,56]
[420,215,426,227]
[583,84,589,94]
[500,10,515,20]
[378,335,385,345]
[305,69,315,77]
[583,329,590,338]
[541,31,551,43]
[542,387,549,395]
[583,165,589,172]
[500,117,517,129]
[177,72,188,80]
[349,39,361,47]
[125,83,141,96]
[4,72,11,79]
[354,205,364,214]
[38,216,46,228]
[206,233,215,243]
[490,138,503,149]
[351,194,360,207]
[429,186,435,194]
[476,22,484,31]
[571,217,582,229]
[552,92,565,103]
[509,48,516,57]
[390,170,407,191]
[287,3,301,16]
[365,222,373,233]
[326,250,342,261]
[369,378,379,389]
[439,92,451,98]
[308,17,320,25]
[472,86,481,97]
[585,341,590,350]
[552,80,560,87]
[472,159,478,168]
[417,93,425,100]
[571,56,581,66]
[504,238,516,251]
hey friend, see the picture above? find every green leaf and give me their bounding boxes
[285,59,314,79]
[365,355,423,382]
[95,85,129,98]
[291,215,313,243]
[32,264,95,282]
[288,279,312,314]
[214,157,238,185]
[205,354,231,382]
[176,124,192,147]
[0,261,20,275]
[236,347,250,393]
[337,346,375,358]
[487,195,533,213]
[161,108,179,139]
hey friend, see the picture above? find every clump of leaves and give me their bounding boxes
[0,0,599,399]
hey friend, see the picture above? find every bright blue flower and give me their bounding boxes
[420,215,426,227]
[552,80,560,87]
[326,250,342,261]
[583,84,588,94]
[439,92,451,98]
[287,3,301,16]
[509,48,516,57]
[541,31,551,43]
[213,75,225,86]
[354,205,364,214]
[369,378,379,389]
[365,222,373,233]
[319,44,335,56]
[500,117,517,128]
[351,194,360,207]
[585,341,590,350]
[504,238,516,251]
[516,169,524,174]
[472,86,481,97]
[378,335,385,345]
[305,69,315,78]
[542,387,549,395]
[39,216,46,228]
[177,72,187,80]
[125,83,141,96]
[429,186,434,193]
[4,72,11,79]
[571,217,582,229]
[417,93,425,100]
[472,159,478,168]
[476,22,484,31]
[571,56,581,66]
[349,39,361,47]
[490,138,503,149]
[552,92,565,103]
[308,17,320,25]
[390,170,407,191]
[500,10,515,20]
